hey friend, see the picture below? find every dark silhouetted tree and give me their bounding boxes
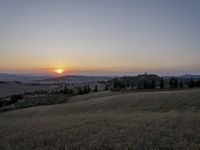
[78,87,83,95]
[131,81,134,89]
[169,77,178,89]
[87,84,91,93]
[126,81,130,88]
[174,78,178,88]
[196,80,200,87]
[83,86,88,94]
[68,89,74,95]
[169,77,173,89]
[137,82,143,89]
[179,82,184,88]
[9,94,22,104]
[113,78,119,91]
[160,78,164,89]
[63,84,69,95]
[151,80,155,89]
[0,100,3,107]
[143,80,148,89]
[105,84,109,91]
[189,78,195,88]
[113,78,126,91]
[94,85,98,92]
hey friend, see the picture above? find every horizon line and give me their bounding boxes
[0,72,200,77]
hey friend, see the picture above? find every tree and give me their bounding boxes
[113,78,119,91]
[179,82,184,88]
[63,84,69,95]
[169,77,173,89]
[10,94,22,104]
[78,87,83,95]
[104,84,109,91]
[94,85,98,92]
[83,86,88,94]
[126,81,130,88]
[68,89,74,95]
[0,100,3,107]
[143,80,148,89]
[196,80,200,87]
[87,84,91,93]
[112,78,126,91]
[160,78,164,89]
[174,78,178,88]
[169,77,178,89]
[151,80,155,89]
[131,81,134,89]
[189,78,195,88]
[119,81,126,89]
[137,82,143,90]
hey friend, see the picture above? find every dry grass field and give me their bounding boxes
[1,89,200,150]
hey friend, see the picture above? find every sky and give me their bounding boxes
[0,0,200,76]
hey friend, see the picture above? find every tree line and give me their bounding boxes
[112,77,200,91]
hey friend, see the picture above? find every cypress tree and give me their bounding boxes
[196,80,200,87]
[94,85,98,92]
[78,87,83,95]
[83,86,87,94]
[144,80,148,89]
[87,84,91,92]
[169,78,173,89]
[179,82,184,88]
[126,81,130,88]
[137,82,143,89]
[113,78,119,91]
[160,77,164,89]
[105,84,109,91]
[151,80,155,89]
[189,78,195,88]
[63,84,69,95]
[131,81,134,89]
[174,78,178,88]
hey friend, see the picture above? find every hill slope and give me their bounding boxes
[1,89,200,150]
[1,89,200,118]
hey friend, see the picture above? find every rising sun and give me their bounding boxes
[54,69,64,74]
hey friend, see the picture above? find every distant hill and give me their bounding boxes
[178,74,200,79]
[37,75,114,84]
[0,73,51,82]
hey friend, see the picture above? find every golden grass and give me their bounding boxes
[1,89,200,149]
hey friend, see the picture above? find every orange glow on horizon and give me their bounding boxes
[54,69,64,74]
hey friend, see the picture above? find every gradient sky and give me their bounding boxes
[0,0,200,76]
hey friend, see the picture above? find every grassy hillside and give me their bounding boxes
[1,89,200,150]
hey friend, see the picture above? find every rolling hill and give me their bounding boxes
[1,89,200,150]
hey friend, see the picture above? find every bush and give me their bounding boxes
[10,94,23,104]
